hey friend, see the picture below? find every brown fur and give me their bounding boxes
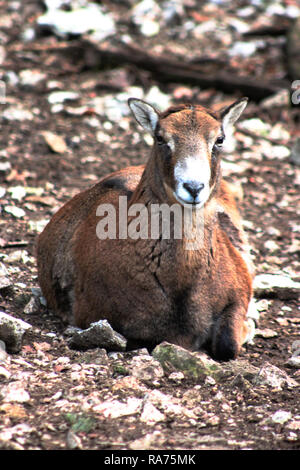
[37,101,253,360]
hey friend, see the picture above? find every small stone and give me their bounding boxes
[291,340,300,355]
[41,131,68,154]
[23,296,41,315]
[19,69,46,87]
[67,319,127,351]
[0,267,11,291]
[129,431,162,450]
[4,250,31,264]
[285,356,300,369]
[0,311,32,353]
[271,410,292,425]
[4,206,26,218]
[290,138,300,166]
[8,186,27,201]
[66,430,82,450]
[0,403,27,419]
[264,240,280,252]
[286,420,300,431]
[168,371,185,383]
[129,355,164,384]
[152,342,221,381]
[140,401,165,425]
[255,328,278,339]
[2,382,30,403]
[0,161,11,173]
[94,397,142,418]
[2,106,33,121]
[254,363,298,389]
[253,274,300,300]
[0,339,7,362]
[140,19,160,36]
[229,41,261,57]
[48,91,79,104]
[0,365,11,379]
[206,414,220,426]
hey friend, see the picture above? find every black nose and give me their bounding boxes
[183,182,204,199]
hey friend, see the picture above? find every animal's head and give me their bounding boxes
[128,97,248,208]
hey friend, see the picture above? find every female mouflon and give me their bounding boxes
[37,97,255,360]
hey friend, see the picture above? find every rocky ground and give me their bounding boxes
[0,0,299,451]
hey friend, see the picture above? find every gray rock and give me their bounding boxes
[0,339,7,362]
[271,410,292,425]
[2,106,33,121]
[285,356,300,369]
[0,161,12,173]
[129,354,164,384]
[290,138,300,166]
[285,340,300,368]
[67,319,127,352]
[152,342,222,381]
[23,296,41,315]
[253,274,300,300]
[0,263,12,292]
[253,363,298,389]
[0,311,32,353]
[37,3,115,40]
[291,340,300,356]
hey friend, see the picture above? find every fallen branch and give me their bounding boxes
[14,39,288,101]
[80,40,288,102]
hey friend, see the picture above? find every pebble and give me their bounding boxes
[1,382,31,403]
[271,410,292,425]
[23,296,41,315]
[168,371,185,383]
[0,311,32,353]
[4,205,26,218]
[0,365,11,379]
[140,401,165,425]
[19,69,46,87]
[0,265,11,291]
[8,186,27,201]
[285,356,300,369]
[94,397,142,419]
[0,161,11,173]
[67,319,127,352]
[129,355,164,384]
[0,339,7,362]
[255,328,278,339]
[228,41,260,58]
[66,430,82,450]
[2,106,33,121]
[41,131,68,154]
[48,91,79,105]
[290,138,300,166]
[4,250,31,264]
[37,3,115,40]
[253,273,300,300]
[254,363,298,390]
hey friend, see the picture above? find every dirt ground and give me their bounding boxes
[0,0,299,451]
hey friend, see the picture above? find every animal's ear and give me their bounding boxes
[128,98,159,135]
[221,98,248,132]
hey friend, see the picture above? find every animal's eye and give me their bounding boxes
[215,136,224,146]
[156,135,165,146]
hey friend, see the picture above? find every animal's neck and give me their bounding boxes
[129,153,219,271]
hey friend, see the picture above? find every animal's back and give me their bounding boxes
[37,165,145,322]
